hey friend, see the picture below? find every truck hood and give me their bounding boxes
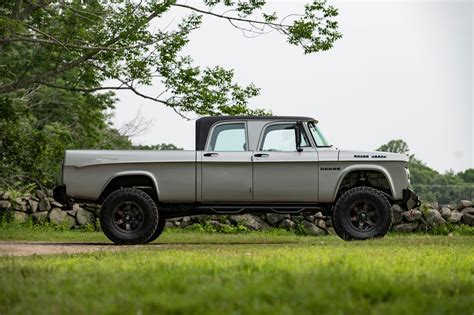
[338,150,409,163]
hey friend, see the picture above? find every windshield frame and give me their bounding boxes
[307,121,331,148]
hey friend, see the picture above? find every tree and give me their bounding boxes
[376,139,410,155]
[1,0,342,118]
[376,139,473,203]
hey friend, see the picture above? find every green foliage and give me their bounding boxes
[186,222,250,234]
[0,0,341,189]
[376,139,410,155]
[376,139,474,203]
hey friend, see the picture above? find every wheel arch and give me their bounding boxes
[332,165,395,202]
[98,171,160,203]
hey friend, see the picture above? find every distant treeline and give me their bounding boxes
[376,140,473,203]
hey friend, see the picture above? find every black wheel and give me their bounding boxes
[145,218,166,243]
[332,186,392,241]
[100,188,159,244]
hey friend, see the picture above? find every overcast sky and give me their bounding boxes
[112,0,473,173]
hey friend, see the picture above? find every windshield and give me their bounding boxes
[308,122,331,147]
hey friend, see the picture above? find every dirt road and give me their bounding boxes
[0,241,121,256]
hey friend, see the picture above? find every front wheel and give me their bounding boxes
[146,218,166,243]
[100,188,159,245]
[332,187,392,241]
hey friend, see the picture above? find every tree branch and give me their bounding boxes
[172,3,291,28]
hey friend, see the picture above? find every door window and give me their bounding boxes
[207,123,247,151]
[260,123,310,151]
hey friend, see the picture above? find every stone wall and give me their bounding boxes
[0,189,473,234]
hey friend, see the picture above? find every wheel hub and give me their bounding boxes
[112,202,145,233]
[350,201,378,231]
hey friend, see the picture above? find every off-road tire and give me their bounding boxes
[145,218,166,243]
[100,188,159,245]
[332,186,392,241]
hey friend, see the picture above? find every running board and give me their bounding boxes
[196,205,322,215]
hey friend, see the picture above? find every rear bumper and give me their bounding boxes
[402,188,421,210]
[53,185,72,209]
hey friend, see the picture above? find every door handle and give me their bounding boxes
[254,153,269,157]
[204,152,219,157]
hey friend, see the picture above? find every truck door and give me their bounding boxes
[252,122,319,202]
[200,121,253,201]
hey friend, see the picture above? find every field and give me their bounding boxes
[0,226,473,314]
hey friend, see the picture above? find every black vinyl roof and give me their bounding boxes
[195,115,316,150]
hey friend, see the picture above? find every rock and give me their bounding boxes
[228,214,269,231]
[2,191,11,200]
[402,209,422,222]
[165,221,174,228]
[208,220,224,229]
[304,215,315,223]
[325,218,332,227]
[461,207,474,215]
[266,213,289,225]
[48,208,75,227]
[51,201,63,208]
[391,204,403,225]
[76,208,95,226]
[35,190,46,200]
[279,219,295,230]
[440,207,451,220]
[392,222,419,233]
[462,213,474,226]
[38,198,51,212]
[173,221,181,227]
[327,227,336,235]
[448,211,462,223]
[28,200,38,213]
[32,211,48,224]
[428,202,439,210]
[424,209,446,228]
[458,200,473,210]
[181,216,192,228]
[303,221,328,236]
[416,223,429,233]
[0,200,11,209]
[13,211,28,223]
[316,219,327,230]
[31,211,48,224]
[15,200,28,212]
[314,212,325,219]
[68,209,78,216]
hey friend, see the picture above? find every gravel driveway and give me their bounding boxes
[0,241,121,256]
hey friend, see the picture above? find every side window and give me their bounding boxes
[260,124,310,151]
[207,123,246,151]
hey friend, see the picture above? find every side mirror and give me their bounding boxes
[295,122,303,152]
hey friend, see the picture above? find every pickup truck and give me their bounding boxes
[54,116,420,244]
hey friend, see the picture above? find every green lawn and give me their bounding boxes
[0,227,473,314]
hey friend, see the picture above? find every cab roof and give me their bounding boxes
[195,115,317,151]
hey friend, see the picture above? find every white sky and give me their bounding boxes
[112,0,473,173]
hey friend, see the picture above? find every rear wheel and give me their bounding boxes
[145,218,166,243]
[332,186,392,240]
[100,188,159,244]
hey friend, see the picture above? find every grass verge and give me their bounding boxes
[0,225,473,314]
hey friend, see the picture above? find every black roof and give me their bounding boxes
[195,115,316,150]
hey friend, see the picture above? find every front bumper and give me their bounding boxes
[53,185,72,209]
[402,189,421,210]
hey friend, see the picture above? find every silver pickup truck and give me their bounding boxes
[54,116,419,243]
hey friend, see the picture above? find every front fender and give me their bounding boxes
[331,164,396,202]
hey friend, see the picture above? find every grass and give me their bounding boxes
[0,226,473,314]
